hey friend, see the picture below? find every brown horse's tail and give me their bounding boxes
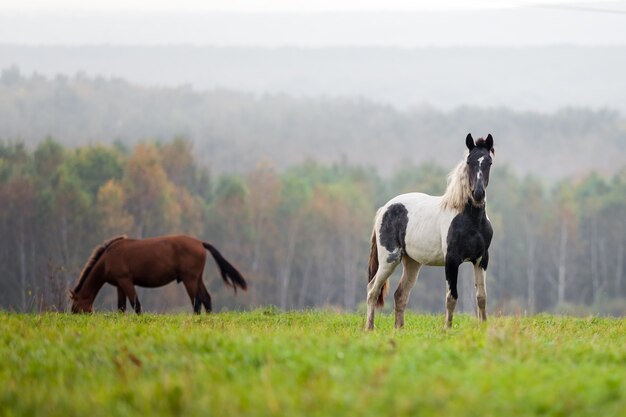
[368,226,387,308]
[203,242,247,293]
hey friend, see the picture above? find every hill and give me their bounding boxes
[1,68,624,179]
[2,45,626,113]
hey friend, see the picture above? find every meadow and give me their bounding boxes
[1,310,626,417]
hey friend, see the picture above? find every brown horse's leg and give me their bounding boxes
[117,287,127,313]
[182,279,201,314]
[198,281,212,313]
[118,280,141,314]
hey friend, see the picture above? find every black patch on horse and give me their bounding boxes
[380,203,408,263]
[445,202,493,299]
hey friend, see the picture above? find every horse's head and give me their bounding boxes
[69,289,93,313]
[465,133,495,205]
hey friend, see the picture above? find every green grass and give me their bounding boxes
[1,311,626,417]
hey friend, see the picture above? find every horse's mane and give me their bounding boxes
[71,235,127,296]
[440,157,471,212]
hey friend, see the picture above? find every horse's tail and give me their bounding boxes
[202,242,247,293]
[368,224,387,308]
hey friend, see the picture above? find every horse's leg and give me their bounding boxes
[394,257,421,329]
[444,255,461,328]
[117,286,126,313]
[118,280,141,314]
[182,278,201,314]
[198,280,212,313]
[366,261,397,331]
[474,262,487,322]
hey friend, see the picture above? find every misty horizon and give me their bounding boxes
[2,44,626,113]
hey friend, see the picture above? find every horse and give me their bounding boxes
[366,134,495,330]
[70,234,247,314]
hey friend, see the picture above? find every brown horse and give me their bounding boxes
[70,235,247,314]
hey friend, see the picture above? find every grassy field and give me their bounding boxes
[1,311,626,417]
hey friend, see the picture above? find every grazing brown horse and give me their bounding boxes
[70,235,247,314]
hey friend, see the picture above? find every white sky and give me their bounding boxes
[0,0,615,13]
[1,0,625,46]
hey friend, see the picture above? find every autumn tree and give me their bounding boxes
[124,142,181,237]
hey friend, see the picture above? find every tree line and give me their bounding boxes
[1,138,624,315]
[1,67,625,180]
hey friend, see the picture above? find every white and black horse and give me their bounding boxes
[366,134,495,329]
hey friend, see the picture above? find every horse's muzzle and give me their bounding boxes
[473,187,485,204]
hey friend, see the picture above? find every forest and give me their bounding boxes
[1,136,624,315]
[0,69,625,315]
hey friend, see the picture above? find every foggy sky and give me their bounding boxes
[1,5,626,46]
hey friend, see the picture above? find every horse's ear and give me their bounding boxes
[486,134,494,151]
[466,133,475,150]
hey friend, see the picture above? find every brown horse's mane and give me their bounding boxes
[71,235,127,297]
